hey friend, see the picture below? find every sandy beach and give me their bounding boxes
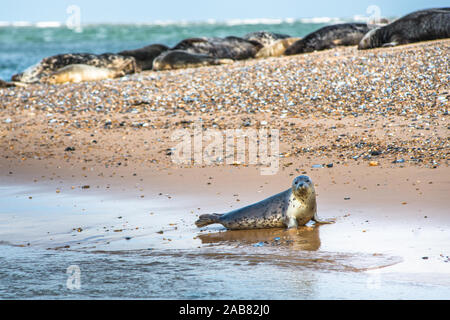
[0,39,449,299]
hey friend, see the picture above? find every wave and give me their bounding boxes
[0,16,371,29]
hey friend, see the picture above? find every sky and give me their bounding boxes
[2,0,448,23]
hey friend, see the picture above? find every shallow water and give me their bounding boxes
[0,182,449,299]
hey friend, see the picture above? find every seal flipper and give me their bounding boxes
[286,216,298,229]
[312,212,335,224]
[195,213,224,227]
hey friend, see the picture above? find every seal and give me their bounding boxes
[0,79,28,88]
[172,36,262,60]
[44,64,126,84]
[195,175,334,230]
[243,31,292,47]
[284,23,372,55]
[152,50,234,71]
[255,37,301,58]
[119,44,169,70]
[12,53,138,83]
[358,8,450,49]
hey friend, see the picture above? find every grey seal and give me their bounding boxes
[119,44,169,70]
[243,31,292,47]
[285,23,372,55]
[255,37,301,58]
[358,8,450,49]
[152,50,233,71]
[12,53,138,83]
[172,36,262,60]
[195,175,334,230]
[43,64,126,84]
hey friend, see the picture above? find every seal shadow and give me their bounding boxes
[197,226,321,251]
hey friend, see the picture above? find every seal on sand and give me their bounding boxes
[284,23,372,55]
[172,36,262,60]
[0,79,28,88]
[119,44,169,70]
[44,64,126,84]
[152,50,234,71]
[243,31,292,47]
[195,175,334,230]
[358,8,450,49]
[255,37,301,58]
[12,53,138,83]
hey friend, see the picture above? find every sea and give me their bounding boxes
[0,17,369,81]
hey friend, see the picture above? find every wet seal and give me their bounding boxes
[195,175,334,230]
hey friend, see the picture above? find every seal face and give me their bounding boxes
[285,23,372,55]
[12,53,138,83]
[358,8,450,49]
[152,50,233,71]
[195,175,333,230]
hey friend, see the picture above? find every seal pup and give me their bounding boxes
[119,44,169,70]
[195,175,334,230]
[358,8,450,49]
[243,31,292,47]
[152,50,234,71]
[285,23,372,55]
[172,36,262,60]
[44,64,126,84]
[12,53,138,83]
[255,37,301,58]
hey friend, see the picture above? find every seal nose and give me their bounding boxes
[297,181,306,189]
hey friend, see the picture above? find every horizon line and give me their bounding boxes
[0,15,395,28]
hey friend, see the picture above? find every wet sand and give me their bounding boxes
[0,39,449,299]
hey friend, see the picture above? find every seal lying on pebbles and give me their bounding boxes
[285,23,372,55]
[358,8,450,49]
[12,53,138,83]
[255,37,301,58]
[152,50,234,71]
[119,44,169,70]
[44,64,126,84]
[0,79,27,88]
[243,31,292,47]
[195,175,334,230]
[172,36,262,60]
